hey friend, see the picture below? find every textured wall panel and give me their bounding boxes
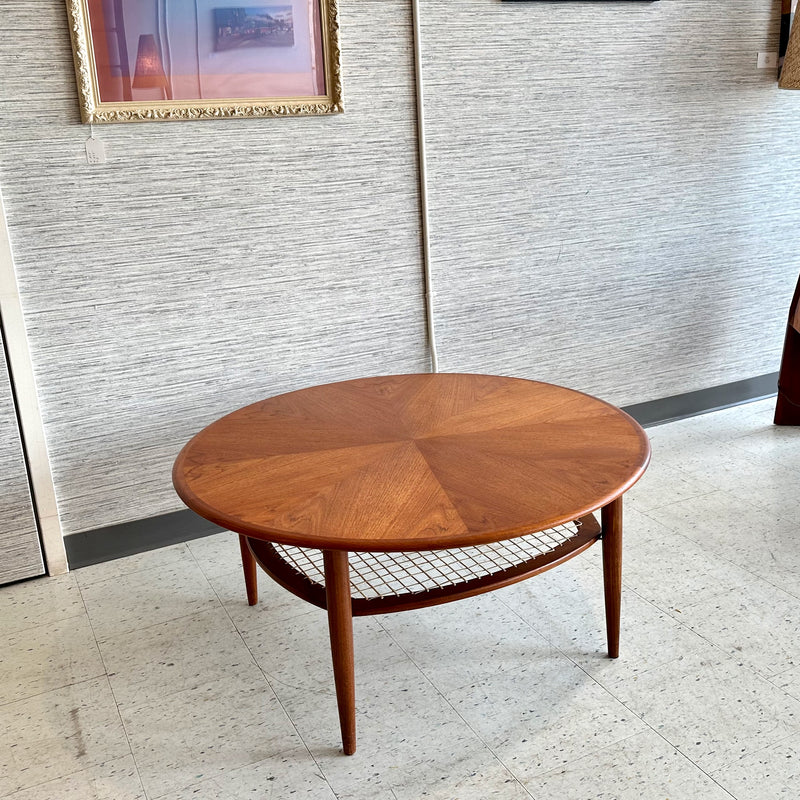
[0,1,427,535]
[0,329,43,584]
[1,0,797,541]
[420,0,799,406]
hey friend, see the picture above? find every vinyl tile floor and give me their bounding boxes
[2,398,800,799]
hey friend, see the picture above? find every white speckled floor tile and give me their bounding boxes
[378,592,555,695]
[445,654,648,780]
[206,567,315,634]
[643,424,717,461]
[649,488,776,551]
[524,729,733,800]
[621,507,755,615]
[625,458,717,514]
[79,560,219,640]
[729,423,800,466]
[243,609,407,692]
[649,491,800,597]
[153,747,336,800]
[186,532,241,578]
[494,555,603,647]
[496,558,709,688]
[570,541,603,571]
[326,746,533,800]
[675,578,800,678]
[0,677,130,796]
[119,680,302,799]
[613,650,800,774]
[770,663,800,701]
[97,607,260,711]
[347,756,534,800]
[270,658,446,754]
[274,660,532,800]
[675,445,800,520]
[0,755,144,800]
[0,573,84,637]
[393,760,534,800]
[711,734,800,799]
[74,544,191,588]
[0,612,105,705]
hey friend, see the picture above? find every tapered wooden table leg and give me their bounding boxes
[324,549,356,755]
[239,535,258,606]
[601,497,623,659]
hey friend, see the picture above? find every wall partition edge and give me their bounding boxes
[0,187,67,576]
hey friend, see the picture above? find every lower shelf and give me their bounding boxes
[247,513,601,616]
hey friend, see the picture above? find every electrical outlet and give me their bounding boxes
[757,52,779,69]
[85,137,106,165]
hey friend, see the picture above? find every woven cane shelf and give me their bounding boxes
[246,513,601,616]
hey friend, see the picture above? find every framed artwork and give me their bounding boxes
[64,0,342,123]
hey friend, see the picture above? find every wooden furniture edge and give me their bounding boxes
[245,513,601,616]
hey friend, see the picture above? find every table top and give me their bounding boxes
[173,374,650,551]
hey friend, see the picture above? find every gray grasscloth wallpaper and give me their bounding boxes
[421,0,800,406]
[0,1,427,536]
[0,0,797,538]
[0,330,43,582]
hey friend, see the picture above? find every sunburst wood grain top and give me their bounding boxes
[173,374,650,551]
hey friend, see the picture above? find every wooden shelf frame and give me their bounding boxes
[245,513,601,616]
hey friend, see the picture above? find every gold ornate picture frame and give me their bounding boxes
[65,0,342,123]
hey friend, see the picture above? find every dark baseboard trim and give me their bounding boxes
[65,510,224,569]
[621,372,778,427]
[64,372,779,569]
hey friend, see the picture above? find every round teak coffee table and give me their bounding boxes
[173,373,650,754]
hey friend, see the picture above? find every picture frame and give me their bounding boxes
[64,0,342,123]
